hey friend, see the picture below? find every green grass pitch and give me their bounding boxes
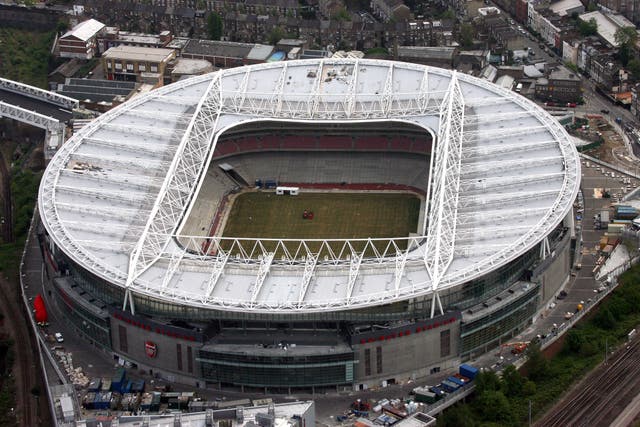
[221,191,421,254]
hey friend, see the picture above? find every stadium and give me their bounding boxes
[38,58,580,392]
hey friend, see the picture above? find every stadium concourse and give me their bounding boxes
[37,58,580,392]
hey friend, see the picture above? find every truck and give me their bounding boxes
[615,205,638,220]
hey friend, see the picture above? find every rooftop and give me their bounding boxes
[61,18,105,42]
[183,39,255,58]
[579,11,636,47]
[102,45,175,62]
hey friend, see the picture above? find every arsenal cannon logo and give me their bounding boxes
[145,341,157,358]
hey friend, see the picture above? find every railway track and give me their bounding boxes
[0,277,35,426]
[536,337,640,426]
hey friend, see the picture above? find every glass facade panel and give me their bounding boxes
[198,350,355,387]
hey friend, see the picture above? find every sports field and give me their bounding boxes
[221,191,421,253]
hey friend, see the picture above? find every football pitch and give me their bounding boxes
[221,191,421,252]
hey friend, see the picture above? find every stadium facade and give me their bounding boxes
[38,58,580,392]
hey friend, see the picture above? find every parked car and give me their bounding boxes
[54,332,64,343]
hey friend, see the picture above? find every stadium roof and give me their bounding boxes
[39,58,580,314]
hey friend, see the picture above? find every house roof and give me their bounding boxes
[61,19,105,42]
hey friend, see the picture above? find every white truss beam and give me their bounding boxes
[347,252,363,301]
[382,63,394,116]
[0,76,78,109]
[0,101,65,132]
[394,247,409,297]
[126,73,223,288]
[424,72,465,316]
[418,68,430,114]
[270,64,287,116]
[203,251,231,302]
[234,67,251,114]
[251,252,274,303]
[299,252,319,304]
[160,246,189,292]
[346,62,359,117]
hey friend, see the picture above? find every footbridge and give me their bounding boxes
[0,77,78,152]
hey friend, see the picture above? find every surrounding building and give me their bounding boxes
[535,65,582,103]
[57,18,106,59]
[578,11,636,47]
[102,45,176,84]
[396,46,458,68]
[371,0,411,22]
[180,39,273,68]
[97,27,174,54]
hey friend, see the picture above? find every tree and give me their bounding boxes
[475,370,501,393]
[525,342,549,381]
[502,365,525,397]
[578,18,598,37]
[628,58,640,81]
[268,27,285,45]
[332,6,351,21]
[474,390,513,423]
[207,12,223,41]
[437,403,478,427]
[460,23,474,49]
[615,26,638,66]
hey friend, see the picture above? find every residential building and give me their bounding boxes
[371,0,411,22]
[534,65,582,103]
[58,18,106,59]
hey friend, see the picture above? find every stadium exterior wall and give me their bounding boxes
[38,220,573,390]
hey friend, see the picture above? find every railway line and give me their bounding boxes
[536,336,640,426]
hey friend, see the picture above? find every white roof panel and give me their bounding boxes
[39,59,580,314]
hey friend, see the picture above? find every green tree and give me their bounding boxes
[595,306,617,329]
[475,370,501,393]
[502,365,525,397]
[460,23,474,49]
[437,403,478,427]
[332,6,351,21]
[268,26,285,45]
[578,18,598,36]
[474,390,513,423]
[615,26,638,66]
[525,342,549,381]
[206,12,223,41]
[628,58,640,80]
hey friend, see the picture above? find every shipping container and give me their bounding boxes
[429,386,446,397]
[440,380,460,393]
[454,373,471,384]
[414,390,437,404]
[111,368,126,393]
[459,364,479,379]
[447,376,466,387]
[88,378,102,392]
